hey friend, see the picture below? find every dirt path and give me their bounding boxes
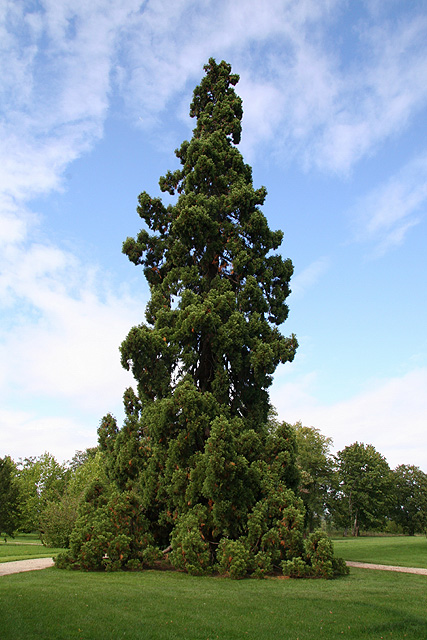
[346,561,427,575]
[0,558,54,576]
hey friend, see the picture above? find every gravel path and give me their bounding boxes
[346,561,427,575]
[0,558,54,576]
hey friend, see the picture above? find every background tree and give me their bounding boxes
[16,453,68,533]
[40,449,107,548]
[293,423,334,532]
[0,456,21,537]
[330,442,392,536]
[391,464,427,535]
[68,447,99,472]
[59,59,347,578]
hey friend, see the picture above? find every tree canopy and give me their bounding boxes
[0,456,21,537]
[330,442,392,536]
[391,464,427,536]
[120,58,297,425]
[57,59,347,579]
[293,423,334,532]
[15,453,68,533]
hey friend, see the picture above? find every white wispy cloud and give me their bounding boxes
[315,16,427,172]
[0,408,99,463]
[119,0,343,158]
[0,1,149,461]
[0,224,146,462]
[0,1,146,411]
[271,368,427,471]
[0,1,145,208]
[290,257,331,298]
[351,153,427,255]
[118,0,427,174]
[0,233,146,408]
[3,1,427,209]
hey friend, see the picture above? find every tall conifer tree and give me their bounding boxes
[61,60,347,578]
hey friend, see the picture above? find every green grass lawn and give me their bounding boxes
[0,567,426,640]
[0,534,65,563]
[333,535,427,568]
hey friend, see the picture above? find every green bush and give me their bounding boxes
[282,557,310,578]
[251,550,273,579]
[304,530,349,578]
[246,487,305,567]
[170,506,212,576]
[281,531,349,579]
[218,538,250,579]
[39,493,79,548]
[55,482,158,571]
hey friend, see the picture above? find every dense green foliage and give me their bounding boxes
[15,453,68,533]
[39,451,106,548]
[293,423,334,532]
[0,450,106,544]
[55,59,348,578]
[330,442,393,536]
[291,432,427,537]
[391,464,427,535]
[0,456,21,536]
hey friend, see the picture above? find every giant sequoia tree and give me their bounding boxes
[60,60,346,578]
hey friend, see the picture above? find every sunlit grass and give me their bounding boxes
[0,534,64,563]
[1,534,426,639]
[0,567,426,640]
[333,535,427,568]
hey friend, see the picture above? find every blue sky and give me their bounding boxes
[1,0,426,471]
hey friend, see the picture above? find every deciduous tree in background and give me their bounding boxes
[16,453,68,533]
[59,59,347,578]
[40,449,107,548]
[293,423,334,532]
[330,442,392,536]
[391,464,427,535]
[0,456,21,537]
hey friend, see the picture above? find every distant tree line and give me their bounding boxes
[293,424,427,537]
[0,448,102,544]
[1,425,426,544]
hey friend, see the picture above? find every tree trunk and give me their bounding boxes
[352,511,359,537]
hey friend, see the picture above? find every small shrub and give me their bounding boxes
[55,482,157,571]
[282,557,310,578]
[218,539,249,579]
[332,556,350,576]
[39,493,79,548]
[251,550,273,579]
[304,530,348,578]
[170,506,211,576]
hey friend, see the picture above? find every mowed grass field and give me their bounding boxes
[0,534,64,563]
[0,535,426,640]
[333,535,427,568]
[0,566,426,640]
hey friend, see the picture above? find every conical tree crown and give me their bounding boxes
[59,60,347,579]
[122,58,297,425]
[189,58,242,144]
